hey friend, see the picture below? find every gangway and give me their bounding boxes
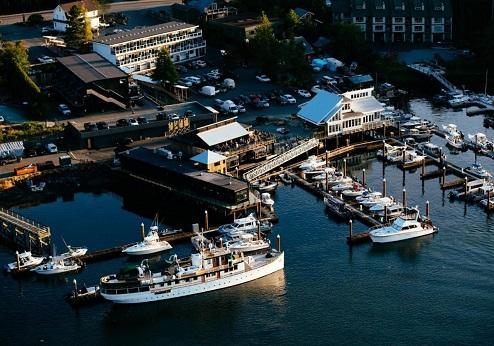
[407,63,459,93]
[243,138,319,181]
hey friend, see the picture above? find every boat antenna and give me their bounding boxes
[61,236,69,249]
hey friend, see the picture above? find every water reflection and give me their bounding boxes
[367,234,435,261]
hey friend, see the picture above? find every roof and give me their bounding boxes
[93,21,197,45]
[191,150,227,164]
[197,122,249,146]
[348,74,374,85]
[297,90,343,125]
[187,0,215,11]
[331,0,452,17]
[294,7,314,18]
[60,0,98,12]
[350,97,385,113]
[57,53,128,84]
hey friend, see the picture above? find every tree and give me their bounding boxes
[152,47,179,84]
[249,13,280,75]
[27,13,43,26]
[65,4,92,48]
[285,9,301,38]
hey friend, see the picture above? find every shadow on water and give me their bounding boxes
[367,234,436,261]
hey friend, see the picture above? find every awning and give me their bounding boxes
[197,122,249,146]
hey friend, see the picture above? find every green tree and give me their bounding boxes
[279,40,313,86]
[27,13,43,26]
[152,47,179,84]
[65,4,92,48]
[249,13,280,75]
[0,40,30,82]
[285,9,301,38]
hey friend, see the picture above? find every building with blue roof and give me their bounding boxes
[297,87,385,137]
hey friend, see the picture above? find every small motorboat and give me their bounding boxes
[375,203,405,218]
[218,214,272,235]
[332,182,353,192]
[122,226,173,256]
[278,173,293,184]
[342,183,367,198]
[226,233,270,253]
[5,251,45,273]
[299,155,326,171]
[261,192,275,207]
[465,162,492,179]
[360,196,393,208]
[479,198,494,208]
[255,181,278,193]
[58,241,88,260]
[32,258,81,275]
[369,200,399,213]
[356,191,382,203]
[65,279,102,307]
[468,133,493,154]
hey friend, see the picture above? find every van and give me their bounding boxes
[45,143,58,154]
[223,78,235,89]
[221,100,239,114]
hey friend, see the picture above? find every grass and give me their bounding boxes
[0,122,64,142]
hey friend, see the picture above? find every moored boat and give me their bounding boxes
[122,225,173,256]
[218,214,272,235]
[465,162,492,179]
[5,251,45,273]
[31,258,81,275]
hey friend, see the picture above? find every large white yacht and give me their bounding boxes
[369,208,437,243]
[122,225,172,256]
[100,241,284,304]
[5,251,45,273]
[218,214,272,236]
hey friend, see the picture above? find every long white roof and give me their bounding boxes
[350,96,384,113]
[197,122,249,146]
[297,90,343,125]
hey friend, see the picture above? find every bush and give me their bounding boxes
[27,13,43,26]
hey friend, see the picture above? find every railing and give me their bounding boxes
[0,207,50,236]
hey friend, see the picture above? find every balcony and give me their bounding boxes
[373,25,385,32]
[392,17,405,24]
[373,17,385,23]
[432,25,445,33]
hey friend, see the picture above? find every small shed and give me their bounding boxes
[190,150,227,174]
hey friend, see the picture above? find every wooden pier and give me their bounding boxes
[0,208,51,253]
[441,178,466,189]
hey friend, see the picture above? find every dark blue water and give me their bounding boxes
[1,100,494,345]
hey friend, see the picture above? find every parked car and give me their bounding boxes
[167,113,180,120]
[321,75,337,85]
[237,104,246,113]
[195,60,207,68]
[38,55,55,64]
[96,121,109,130]
[311,85,322,94]
[137,116,149,124]
[214,98,225,107]
[185,76,201,85]
[84,122,98,131]
[128,118,138,126]
[45,143,58,154]
[256,75,271,83]
[281,94,297,104]
[177,65,188,73]
[298,89,311,98]
[199,85,217,96]
[58,104,71,116]
[177,78,193,87]
[116,118,130,127]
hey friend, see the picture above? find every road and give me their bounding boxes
[0,0,178,26]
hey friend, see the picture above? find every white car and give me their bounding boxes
[128,118,138,126]
[0,116,4,123]
[41,27,51,33]
[45,143,58,153]
[177,78,193,87]
[195,60,207,68]
[237,105,246,113]
[58,104,71,116]
[282,94,297,104]
[38,55,55,64]
[185,76,201,85]
[298,89,311,98]
[256,75,271,83]
[311,85,322,94]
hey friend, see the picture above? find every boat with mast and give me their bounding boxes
[122,223,173,256]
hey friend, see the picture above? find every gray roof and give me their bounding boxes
[348,74,374,85]
[93,21,197,45]
[197,122,249,146]
[297,90,343,125]
[57,53,128,83]
[350,97,384,113]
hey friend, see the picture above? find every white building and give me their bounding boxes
[92,22,206,75]
[297,88,385,136]
[53,0,100,33]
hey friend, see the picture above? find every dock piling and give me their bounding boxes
[442,166,446,184]
[204,210,209,231]
[325,151,329,167]
[362,169,366,187]
[426,200,430,218]
[140,223,145,240]
[277,234,281,252]
[16,251,20,270]
[422,160,425,176]
[343,158,347,177]
[403,188,407,209]
[348,219,353,239]
[488,190,491,210]
[464,176,468,201]
[383,178,387,197]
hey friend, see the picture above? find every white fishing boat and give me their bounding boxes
[218,214,272,235]
[122,226,173,256]
[100,240,284,304]
[368,199,397,213]
[320,173,353,186]
[468,133,494,154]
[402,150,426,166]
[378,144,406,162]
[58,242,88,260]
[375,203,405,218]
[5,251,45,273]
[31,258,81,275]
[227,233,270,253]
[299,155,326,171]
[332,182,353,192]
[356,191,382,203]
[261,192,275,207]
[342,183,367,198]
[369,208,437,243]
[442,123,459,136]
[360,196,393,208]
[255,181,278,193]
[446,133,465,150]
[465,162,492,178]
[278,173,293,184]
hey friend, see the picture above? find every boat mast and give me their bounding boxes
[485,69,489,96]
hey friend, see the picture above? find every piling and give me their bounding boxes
[325,171,329,192]
[220,237,223,248]
[16,251,20,271]
[464,176,468,199]
[277,234,281,252]
[439,147,443,165]
[343,159,347,177]
[383,178,387,197]
[488,190,491,210]
[442,166,446,184]
[204,210,209,231]
[422,160,425,176]
[402,188,407,209]
[140,223,145,240]
[402,150,406,164]
[257,222,261,240]
[325,151,329,167]
[425,200,430,218]
[362,169,366,187]
[348,219,353,239]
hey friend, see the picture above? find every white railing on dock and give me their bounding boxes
[407,63,459,93]
[0,207,51,236]
[243,138,319,181]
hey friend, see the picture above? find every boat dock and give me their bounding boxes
[0,208,51,253]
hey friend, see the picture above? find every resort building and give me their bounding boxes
[92,21,206,74]
[53,0,100,32]
[331,0,452,43]
[297,88,385,137]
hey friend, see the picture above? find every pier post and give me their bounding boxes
[73,279,78,296]
[426,201,430,218]
[384,206,388,223]
[488,190,491,210]
[325,151,329,167]
[382,140,386,156]
[257,222,261,240]
[204,210,209,231]
[343,159,347,177]
[383,178,387,197]
[140,223,145,240]
[16,251,20,270]
[348,219,353,239]
[403,188,407,209]
[220,237,223,249]
[464,176,468,200]
[442,166,446,185]
[402,149,406,165]
[362,169,366,187]
[325,171,329,192]
[422,159,425,176]
[277,234,281,252]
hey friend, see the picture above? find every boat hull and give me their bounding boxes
[370,227,436,243]
[101,252,284,304]
[123,245,172,256]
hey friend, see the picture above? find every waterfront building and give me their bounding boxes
[207,14,281,43]
[92,21,206,74]
[53,0,100,32]
[297,87,385,137]
[331,0,453,43]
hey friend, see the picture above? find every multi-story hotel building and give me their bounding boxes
[331,0,452,43]
[92,21,206,74]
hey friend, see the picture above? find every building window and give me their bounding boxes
[413,17,424,24]
[355,16,365,23]
[415,3,424,11]
[374,17,384,23]
[394,17,404,23]
[394,25,404,32]
[414,25,423,31]
[356,1,366,10]
[375,1,385,10]
[374,25,384,31]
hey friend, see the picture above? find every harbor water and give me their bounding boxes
[1,100,494,345]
